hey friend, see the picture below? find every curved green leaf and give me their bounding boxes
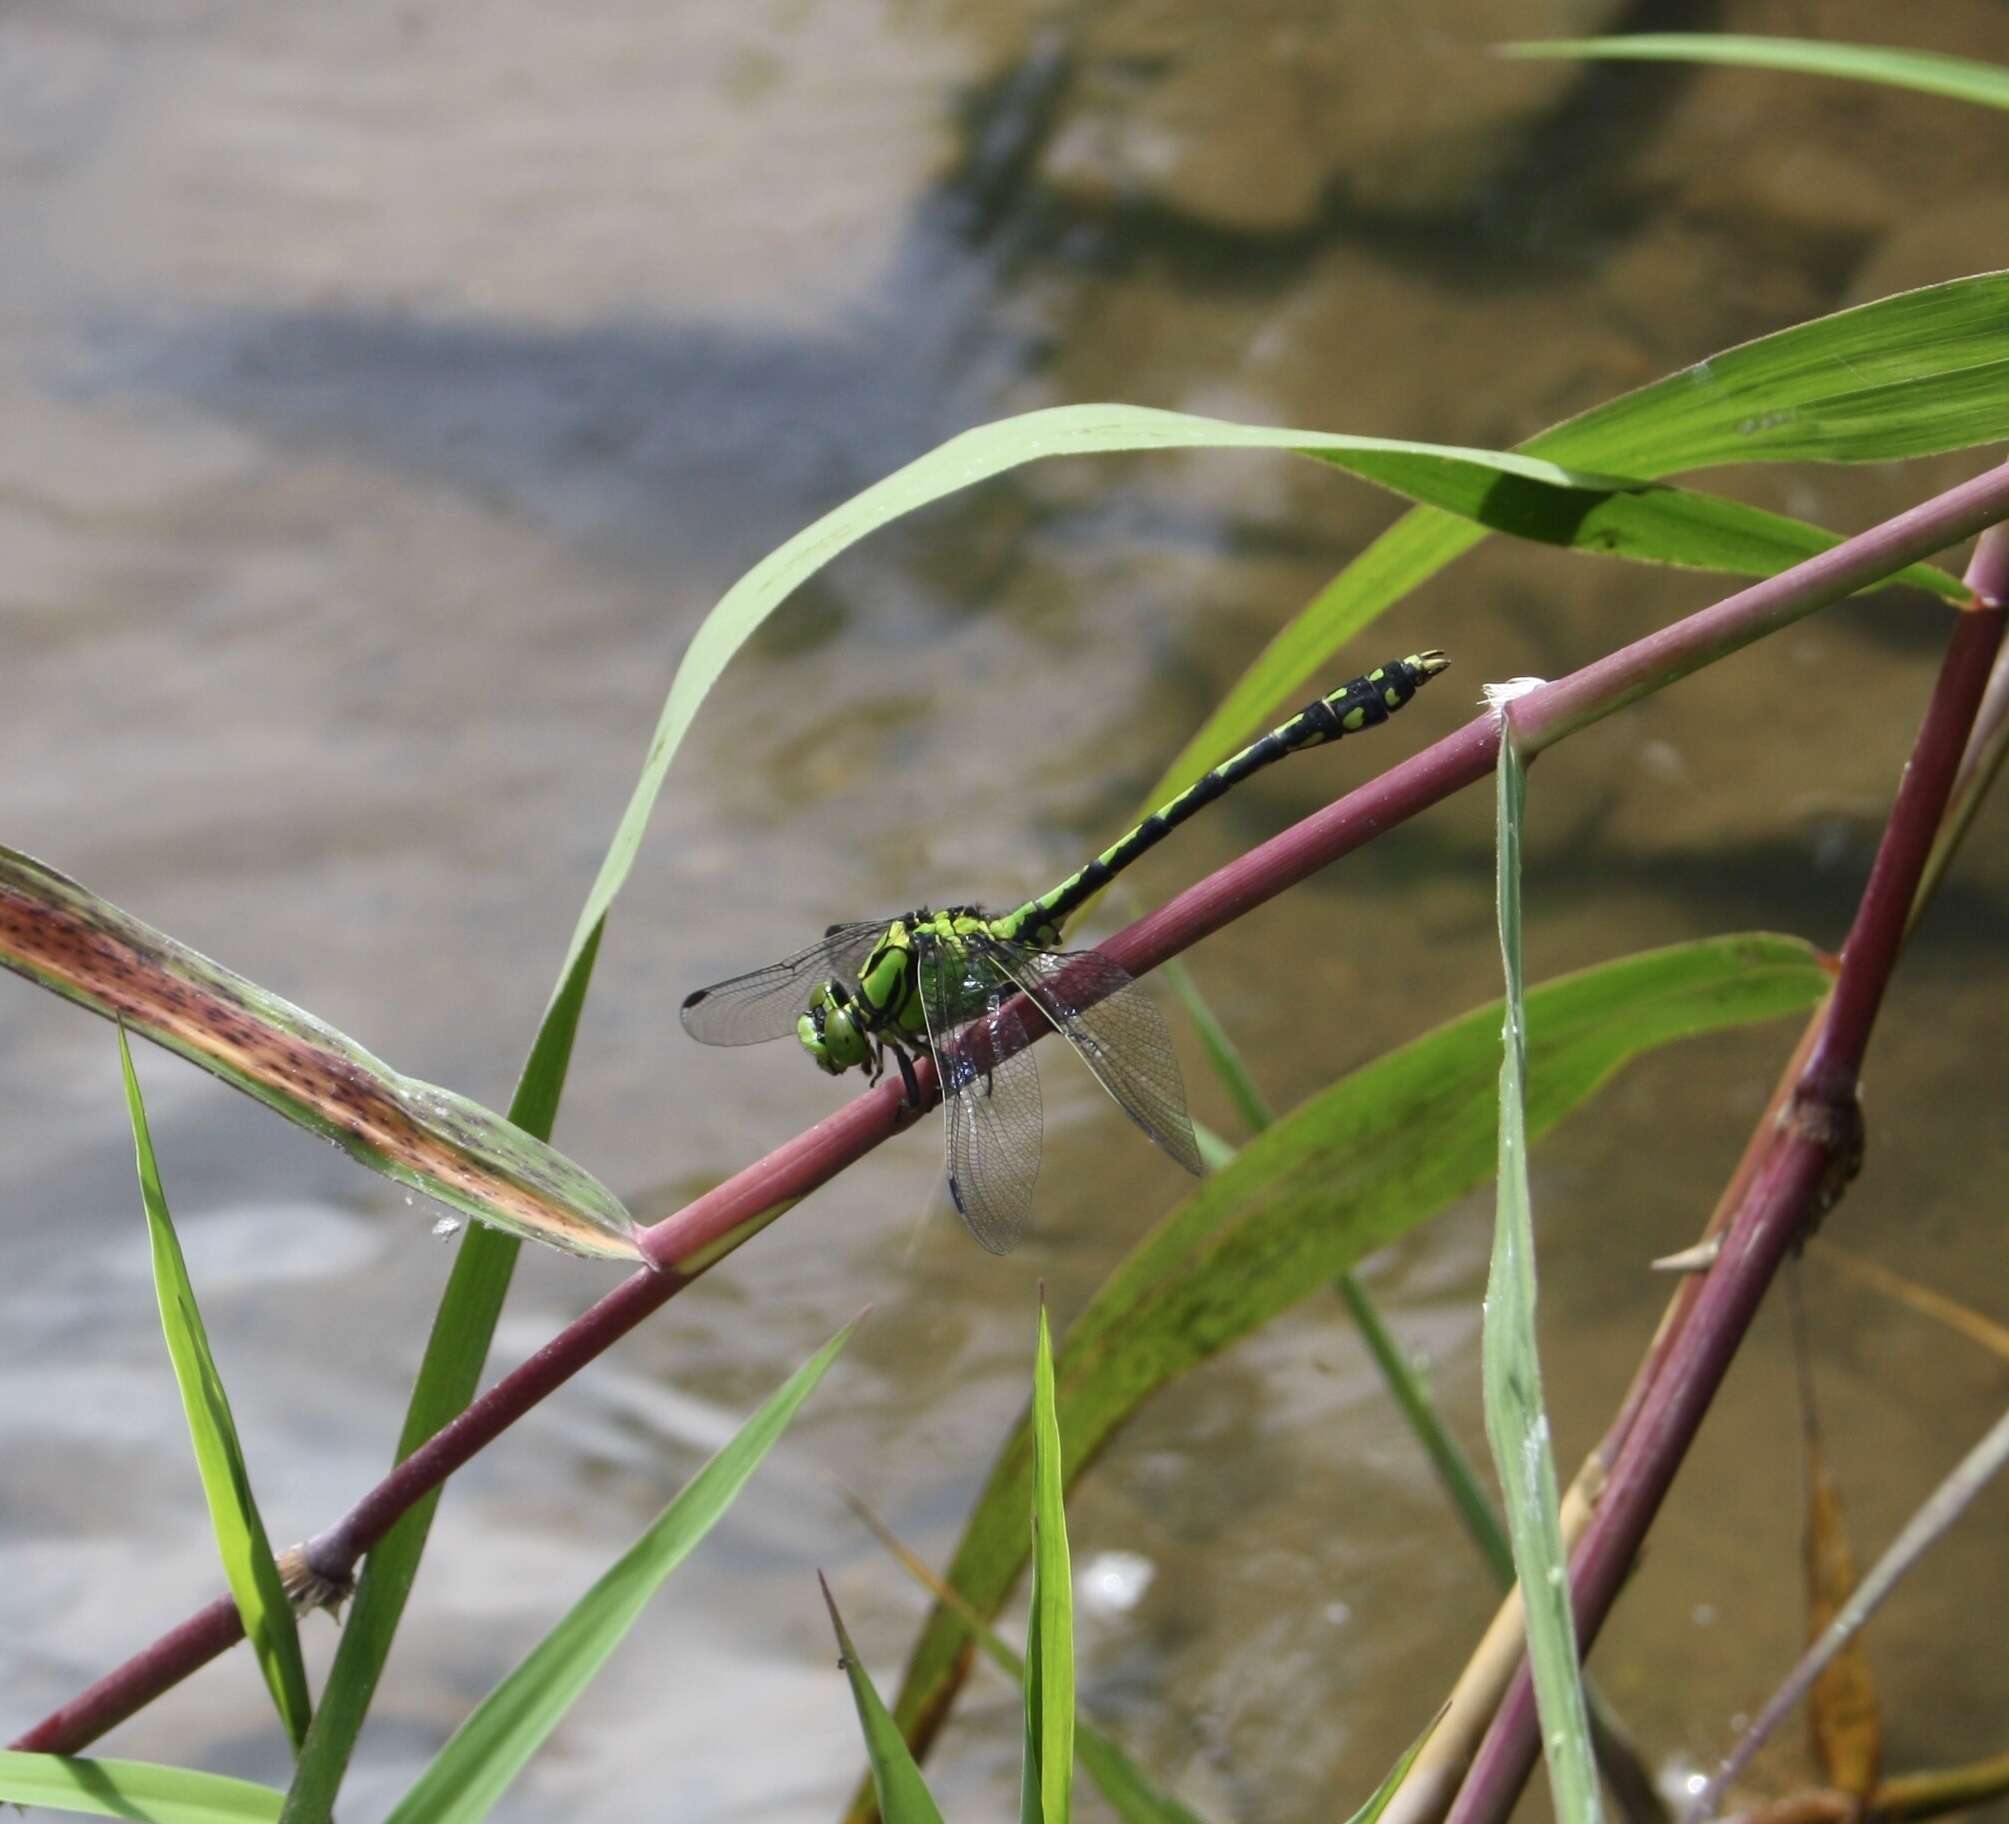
[0,1752,282,1822]
[545,399,1959,1005]
[1505,36,2009,112]
[122,1033,312,1753]
[0,847,636,1261]
[1147,271,2009,807]
[381,1318,854,1824]
[874,935,1831,1775]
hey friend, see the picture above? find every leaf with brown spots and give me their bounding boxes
[0,845,639,1261]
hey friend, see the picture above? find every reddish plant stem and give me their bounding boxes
[1601,521,2009,1487]
[1442,593,2008,1824]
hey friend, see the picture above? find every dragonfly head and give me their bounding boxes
[798,980,871,1075]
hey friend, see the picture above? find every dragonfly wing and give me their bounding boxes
[679,920,889,1046]
[988,943,1202,1177]
[916,936,1041,1255]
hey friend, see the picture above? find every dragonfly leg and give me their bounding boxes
[885,1037,924,1109]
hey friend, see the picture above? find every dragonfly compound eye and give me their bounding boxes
[800,982,869,1074]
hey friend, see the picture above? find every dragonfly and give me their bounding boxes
[681,650,1449,1252]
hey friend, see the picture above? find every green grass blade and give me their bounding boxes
[881,935,1830,1758]
[821,1578,949,1824]
[1503,36,2009,111]
[1484,734,1598,1824]
[381,1318,855,1824]
[282,923,606,1822]
[0,1751,284,1822]
[1144,270,2009,808]
[1024,1304,1076,1824]
[120,1031,312,1754]
[1,848,636,1262]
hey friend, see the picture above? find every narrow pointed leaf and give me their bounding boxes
[0,847,636,1261]
[874,936,1830,1782]
[0,1751,284,1822]
[822,1579,948,1824]
[1504,37,2009,112]
[121,1031,313,1753]
[381,1319,855,1824]
[1482,737,1598,1824]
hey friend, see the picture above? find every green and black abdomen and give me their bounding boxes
[1002,651,1448,939]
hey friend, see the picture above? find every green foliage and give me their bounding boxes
[824,1581,950,1824]
[283,924,608,1823]
[883,936,1830,1748]
[120,1031,312,1754]
[1146,270,2009,808]
[0,1751,284,1822]
[379,1318,855,1824]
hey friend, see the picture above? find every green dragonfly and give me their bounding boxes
[682,651,1449,1252]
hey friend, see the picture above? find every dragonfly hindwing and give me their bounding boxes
[983,940,1203,1177]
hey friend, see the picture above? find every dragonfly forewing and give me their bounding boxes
[679,920,890,1046]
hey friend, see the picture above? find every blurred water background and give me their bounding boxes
[4,2,2007,1818]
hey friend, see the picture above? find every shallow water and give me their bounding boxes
[4,1,2008,1818]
